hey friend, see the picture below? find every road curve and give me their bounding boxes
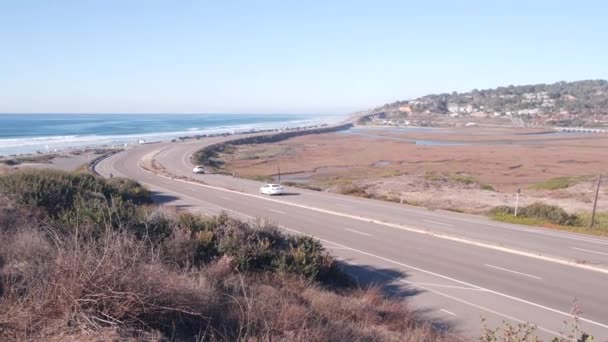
[96,137,608,340]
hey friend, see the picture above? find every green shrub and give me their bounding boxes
[217,221,283,272]
[0,169,153,238]
[276,235,330,280]
[489,203,582,227]
[424,171,443,182]
[177,211,226,233]
[105,177,152,204]
[247,174,274,182]
[449,173,477,185]
[480,184,495,191]
[575,212,608,230]
[520,202,580,226]
[532,176,588,190]
[338,184,371,198]
[282,181,322,191]
[0,170,341,282]
[488,206,514,216]
[0,169,151,217]
[489,212,546,227]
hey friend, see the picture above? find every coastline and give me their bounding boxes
[0,117,355,171]
[0,113,348,157]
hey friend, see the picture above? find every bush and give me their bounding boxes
[0,169,151,217]
[338,184,372,198]
[449,173,477,185]
[481,184,495,191]
[488,206,514,216]
[489,203,582,227]
[0,169,590,340]
[520,202,580,226]
[1,184,454,341]
[0,169,156,239]
[532,176,585,190]
[276,235,330,279]
[105,177,152,204]
[282,181,323,191]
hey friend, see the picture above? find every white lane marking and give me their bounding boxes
[440,309,456,317]
[572,247,608,256]
[423,219,454,227]
[344,228,373,237]
[408,281,566,338]
[140,169,608,275]
[484,264,543,280]
[132,168,608,332]
[411,282,484,291]
[109,144,608,248]
[269,209,286,215]
[143,182,255,221]
[278,226,608,331]
[442,216,608,246]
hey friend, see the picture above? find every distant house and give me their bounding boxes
[398,105,412,113]
[448,103,474,114]
[517,108,541,116]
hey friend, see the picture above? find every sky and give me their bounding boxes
[1,0,607,114]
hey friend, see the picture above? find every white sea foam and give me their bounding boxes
[0,115,345,156]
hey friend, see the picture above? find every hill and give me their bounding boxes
[364,80,608,127]
[0,169,449,341]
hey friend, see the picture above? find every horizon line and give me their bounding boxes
[0,112,352,116]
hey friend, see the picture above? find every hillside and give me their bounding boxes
[0,169,450,341]
[364,80,608,127]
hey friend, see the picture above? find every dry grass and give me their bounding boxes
[531,176,590,190]
[0,169,451,341]
[0,221,448,341]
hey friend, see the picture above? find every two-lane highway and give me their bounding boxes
[153,138,608,269]
[96,139,608,340]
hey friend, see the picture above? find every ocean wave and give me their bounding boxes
[0,115,346,156]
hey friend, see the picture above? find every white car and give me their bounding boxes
[192,165,206,174]
[259,184,284,195]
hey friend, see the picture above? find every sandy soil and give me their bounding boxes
[0,149,117,173]
[220,126,608,214]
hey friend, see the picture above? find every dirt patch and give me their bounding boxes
[1,148,120,172]
[220,127,608,214]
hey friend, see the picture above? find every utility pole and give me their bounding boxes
[277,162,281,183]
[589,174,602,229]
[514,188,521,216]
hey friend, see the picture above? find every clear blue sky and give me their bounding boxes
[1,1,606,114]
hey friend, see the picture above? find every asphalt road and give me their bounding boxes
[96,137,608,340]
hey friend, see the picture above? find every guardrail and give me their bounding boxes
[554,127,608,133]
[89,149,122,176]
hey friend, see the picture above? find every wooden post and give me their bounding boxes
[514,188,521,216]
[590,174,602,229]
[277,163,281,183]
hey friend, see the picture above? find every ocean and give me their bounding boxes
[1,114,344,156]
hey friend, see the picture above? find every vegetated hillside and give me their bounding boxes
[0,170,593,341]
[0,169,449,341]
[366,80,608,127]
